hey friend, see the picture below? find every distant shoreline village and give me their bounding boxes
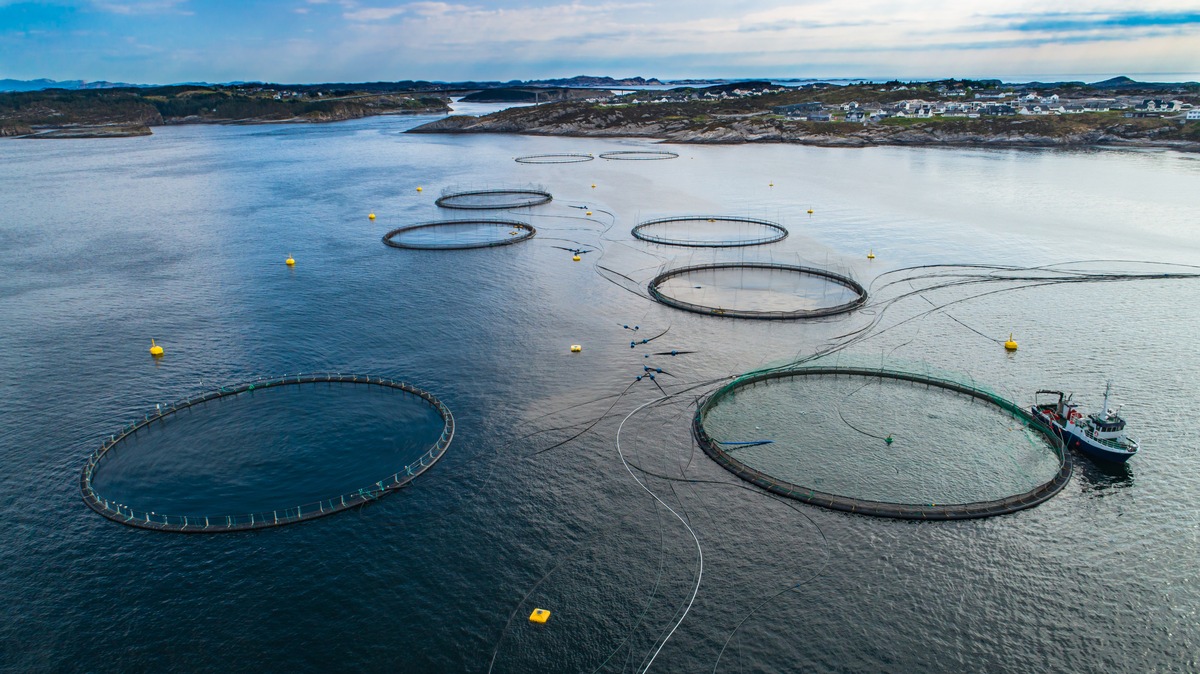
[3,76,1198,149]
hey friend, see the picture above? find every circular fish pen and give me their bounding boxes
[694,366,1071,520]
[80,374,455,533]
[383,219,536,249]
[435,188,552,210]
[632,216,788,248]
[648,262,866,319]
[514,153,594,164]
[598,150,679,160]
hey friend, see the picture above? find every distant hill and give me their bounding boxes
[1,75,666,93]
[1087,76,1198,90]
[532,75,664,87]
[0,78,147,92]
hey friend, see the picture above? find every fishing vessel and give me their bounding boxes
[1031,383,1139,463]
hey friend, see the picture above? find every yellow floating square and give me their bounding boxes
[529,608,551,624]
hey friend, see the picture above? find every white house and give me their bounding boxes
[1187,110,1200,120]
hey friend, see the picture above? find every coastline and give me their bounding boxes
[1,88,451,139]
[3,108,449,139]
[408,109,1200,152]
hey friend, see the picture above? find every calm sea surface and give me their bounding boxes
[1,108,1199,673]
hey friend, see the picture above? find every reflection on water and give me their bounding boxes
[703,375,1063,503]
[656,266,861,313]
[1,117,1198,673]
[1076,459,1135,496]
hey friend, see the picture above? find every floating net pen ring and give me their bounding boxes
[647,262,867,319]
[632,216,788,248]
[693,366,1071,520]
[434,188,552,210]
[382,219,536,250]
[514,154,594,164]
[598,150,679,160]
[80,374,454,533]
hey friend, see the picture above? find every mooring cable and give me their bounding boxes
[615,395,704,674]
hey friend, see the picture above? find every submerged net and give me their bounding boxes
[632,216,788,248]
[383,219,536,249]
[514,154,594,164]
[435,188,552,210]
[648,262,866,319]
[80,374,455,533]
[598,150,679,160]
[694,364,1071,520]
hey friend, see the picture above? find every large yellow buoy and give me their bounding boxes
[1004,333,1019,351]
[769,182,774,187]
[416,186,423,192]
[867,250,875,260]
[591,183,596,189]
[286,254,295,266]
[586,211,592,216]
[529,608,551,623]
[572,255,582,262]
[149,339,164,357]
[807,208,814,214]
[368,213,375,220]
[570,344,582,352]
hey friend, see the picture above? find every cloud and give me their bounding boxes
[6,0,1200,83]
[90,0,190,15]
[343,5,409,21]
[342,2,480,22]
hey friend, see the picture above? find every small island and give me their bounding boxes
[0,83,452,137]
[410,78,1200,150]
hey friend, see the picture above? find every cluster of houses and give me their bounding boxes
[772,94,1197,123]
[230,86,319,100]
[607,85,789,106]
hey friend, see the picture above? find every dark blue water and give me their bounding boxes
[2,112,1199,673]
[90,382,445,515]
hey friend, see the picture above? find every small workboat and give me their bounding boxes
[1031,383,1138,463]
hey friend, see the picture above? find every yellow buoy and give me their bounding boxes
[591,183,596,189]
[529,608,551,623]
[1004,333,1019,351]
[586,211,593,216]
[416,186,423,192]
[867,250,875,260]
[572,255,581,262]
[368,213,375,220]
[807,208,814,214]
[286,254,295,266]
[149,339,164,357]
[570,344,582,352]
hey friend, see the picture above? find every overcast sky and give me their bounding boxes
[2,0,1199,83]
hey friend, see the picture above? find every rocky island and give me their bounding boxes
[409,78,1200,150]
[0,84,451,138]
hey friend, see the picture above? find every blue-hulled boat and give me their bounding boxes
[1031,383,1139,463]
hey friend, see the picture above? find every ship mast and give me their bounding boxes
[1103,380,1113,417]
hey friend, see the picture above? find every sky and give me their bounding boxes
[1,0,1199,83]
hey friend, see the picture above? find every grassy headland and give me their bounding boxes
[1,85,451,137]
[409,79,1200,150]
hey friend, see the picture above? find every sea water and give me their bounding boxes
[1,112,1198,672]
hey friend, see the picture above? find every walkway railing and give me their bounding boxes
[80,373,454,533]
[693,364,1071,520]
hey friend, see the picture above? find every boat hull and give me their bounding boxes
[1062,429,1136,464]
[1030,406,1135,464]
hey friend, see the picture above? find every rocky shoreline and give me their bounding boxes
[409,108,1200,151]
[23,125,153,139]
[1,88,450,139]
